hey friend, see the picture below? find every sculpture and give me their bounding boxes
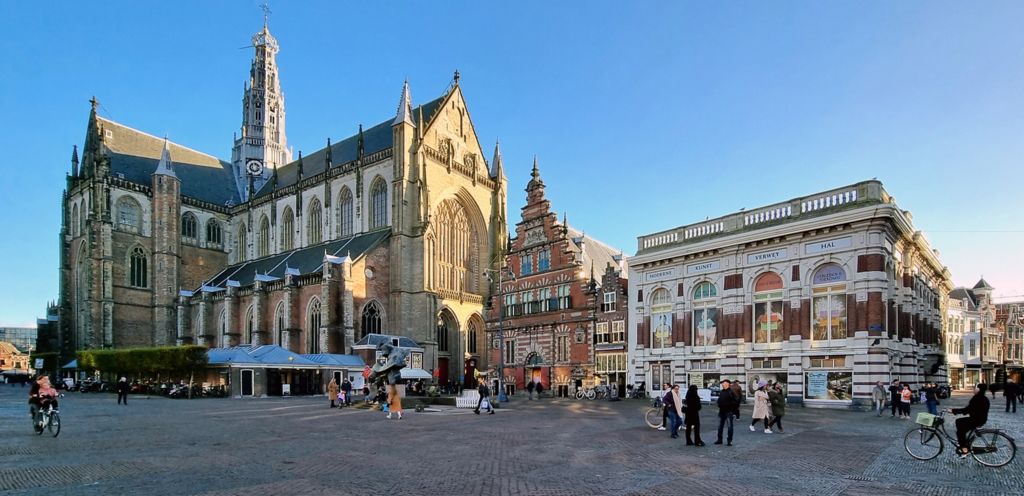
[369,341,408,386]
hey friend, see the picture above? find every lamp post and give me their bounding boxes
[485,265,515,402]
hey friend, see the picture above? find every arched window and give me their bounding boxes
[307,198,322,245]
[281,206,294,251]
[436,313,450,352]
[217,309,227,346]
[361,301,382,338]
[435,199,476,294]
[257,215,270,257]
[753,273,784,343]
[206,219,223,249]
[274,301,285,346]
[468,319,479,355]
[181,212,198,244]
[692,282,718,347]
[812,265,848,341]
[369,177,387,229]
[71,204,80,237]
[244,305,255,344]
[116,196,142,233]
[237,224,247,261]
[650,288,672,349]
[307,297,322,354]
[79,202,87,234]
[338,187,353,238]
[128,246,148,288]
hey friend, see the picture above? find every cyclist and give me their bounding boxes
[29,376,59,432]
[948,383,990,458]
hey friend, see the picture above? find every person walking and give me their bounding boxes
[362,385,371,403]
[526,380,535,400]
[924,382,940,416]
[327,378,339,408]
[715,379,737,446]
[474,382,494,414]
[950,383,990,458]
[766,382,786,433]
[750,381,773,433]
[730,381,744,420]
[1004,379,1018,413]
[871,381,887,417]
[116,377,130,405]
[684,384,704,446]
[535,381,544,399]
[666,384,683,438]
[889,380,902,417]
[386,384,404,419]
[658,383,671,431]
[341,378,353,406]
[899,384,913,419]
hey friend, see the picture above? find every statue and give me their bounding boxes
[369,341,408,419]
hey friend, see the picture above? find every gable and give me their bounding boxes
[421,86,488,173]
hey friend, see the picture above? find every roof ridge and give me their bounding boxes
[97,116,227,163]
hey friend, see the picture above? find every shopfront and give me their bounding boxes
[803,356,853,406]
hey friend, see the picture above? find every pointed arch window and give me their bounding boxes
[468,320,479,355]
[338,187,353,238]
[257,215,270,257]
[237,224,248,261]
[181,212,198,244]
[436,315,450,352]
[274,301,285,346]
[116,196,141,233]
[308,198,323,245]
[281,207,295,251]
[206,220,223,249]
[361,301,382,338]
[217,309,227,346]
[369,178,387,229]
[307,297,322,354]
[244,305,256,344]
[434,199,476,294]
[71,204,80,237]
[128,246,148,288]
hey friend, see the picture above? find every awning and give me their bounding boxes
[400,368,432,380]
[62,359,78,369]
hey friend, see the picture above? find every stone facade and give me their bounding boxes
[945,279,1003,388]
[995,300,1024,383]
[58,23,507,384]
[629,180,952,409]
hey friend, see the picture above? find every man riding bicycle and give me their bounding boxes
[29,376,59,432]
[948,382,990,458]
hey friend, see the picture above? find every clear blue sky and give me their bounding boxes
[1,1,1022,327]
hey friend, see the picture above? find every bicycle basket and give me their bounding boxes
[915,412,937,427]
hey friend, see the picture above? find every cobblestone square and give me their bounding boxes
[2,389,1021,496]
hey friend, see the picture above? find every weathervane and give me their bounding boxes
[260,2,272,26]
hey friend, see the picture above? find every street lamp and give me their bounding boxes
[484,265,515,402]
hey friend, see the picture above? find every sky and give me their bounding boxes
[0,1,1022,327]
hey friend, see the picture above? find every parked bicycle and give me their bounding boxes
[643,396,665,429]
[575,387,596,400]
[904,411,1016,467]
[34,398,62,438]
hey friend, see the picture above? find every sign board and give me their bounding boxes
[697,388,712,404]
[747,248,787,264]
[34,358,44,369]
[644,268,679,283]
[804,236,852,255]
[281,384,291,396]
[686,260,721,275]
[806,371,828,398]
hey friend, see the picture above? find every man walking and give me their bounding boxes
[116,377,130,405]
[535,381,544,399]
[871,381,887,417]
[714,379,737,446]
[1005,379,1018,413]
[888,380,901,417]
[474,382,494,414]
[526,380,535,400]
[341,378,353,407]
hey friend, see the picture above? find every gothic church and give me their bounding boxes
[59,21,507,382]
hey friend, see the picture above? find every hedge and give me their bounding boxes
[76,346,208,380]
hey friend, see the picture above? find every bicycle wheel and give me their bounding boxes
[34,417,44,436]
[970,430,1016,467]
[644,408,662,429]
[574,391,584,400]
[904,428,943,460]
[586,389,596,400]
[48,413,61,438]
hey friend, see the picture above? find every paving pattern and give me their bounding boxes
[1,386,1021,496]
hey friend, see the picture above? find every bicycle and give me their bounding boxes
[903,411,1016,467]
[574,387,596,400]
[644,396,665,429]
[34,401,61,438]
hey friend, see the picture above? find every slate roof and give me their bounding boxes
[255,95,446,198]
[302,354,366,368]
[949,288,978,311]
[973,278,993,290]
[97,117,240,206]
[566,226,627,279]
[353,333,421,349]
[202,228,390,289]
[207,345,319,367]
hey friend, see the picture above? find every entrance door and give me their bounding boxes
[241,369,254,396]
[438,358,449,385]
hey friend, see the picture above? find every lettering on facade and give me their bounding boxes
[686,260,721,275]
[644,268,679,283]
[804,236,852,255]
[747,248,788,264]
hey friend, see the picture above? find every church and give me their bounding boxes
[58,20,507,383]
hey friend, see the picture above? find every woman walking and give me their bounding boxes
[766,382,786,433]
[871,381,887,417]
[684,384,704,446]
[899,384,913,419]
[327,378,339,408]
[749,381,772,433]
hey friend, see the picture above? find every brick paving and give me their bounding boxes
[1,387,1021,496]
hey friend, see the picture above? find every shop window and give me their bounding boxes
[650,288,672,349]
[753,273,784,343]
[595,322,610,344]
[692,281,718,347]
[812,265,848,341]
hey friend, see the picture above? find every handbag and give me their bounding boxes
[480,398,491,410]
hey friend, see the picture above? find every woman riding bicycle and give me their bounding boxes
[29,376,59,430]
[949,383,990,458]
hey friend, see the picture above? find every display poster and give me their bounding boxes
[746,372,788,396]
[652,312,673,348]
[804,371,853,400]
[688,373,704,389]
[693,307,718,346]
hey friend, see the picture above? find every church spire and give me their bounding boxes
[71,145,79,177]
[296,151,303,180]
[526,155,544,192]
[393,80,415,127]
[490,139,504,178]
[153,138,176,178]
[325,138,333,168]
[357,124,365,159]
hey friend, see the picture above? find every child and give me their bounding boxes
[900,384,913,419]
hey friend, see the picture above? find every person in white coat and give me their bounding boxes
[749,381,773,433]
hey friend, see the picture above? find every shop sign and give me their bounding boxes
[686,260,720,275]
[644,267,679,283]
[804,236,852,255]
[812,265,847,285]
[747,248,787,264]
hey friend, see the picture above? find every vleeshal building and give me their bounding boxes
[628,180,951,409]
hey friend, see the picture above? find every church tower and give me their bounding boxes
[231,15,291,201]
[151,140,181,345]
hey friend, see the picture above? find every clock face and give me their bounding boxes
[245,159,264,176]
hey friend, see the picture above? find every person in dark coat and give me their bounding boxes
[474,383,494,414]
[534,381,544,399]
[766,382,786,433]
[950,383,990,457]
[888,380,901,417]
[684,385,704,446]
[1004,379,1018,413]
[341,378,353,406]
[714,379,737,446]
[116,377,130,405]
[526,380,535,400]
